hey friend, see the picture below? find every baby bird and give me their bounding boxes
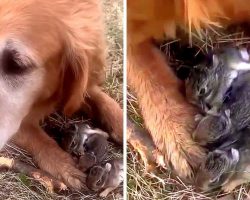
[186,47,250,114]
[60,123,109,171]
[196,127,250,192]
[193,71,250,145]
[86,159,123,197]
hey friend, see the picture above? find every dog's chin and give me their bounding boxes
[0,69,45,150]
[0,101,30,150]
[0,124,21,149]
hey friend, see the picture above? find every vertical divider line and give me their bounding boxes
[123,0,127,199]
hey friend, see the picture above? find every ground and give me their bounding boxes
[0,0,123,199]
[127,25,250,200]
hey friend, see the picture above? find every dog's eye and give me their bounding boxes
[1,49,30,75]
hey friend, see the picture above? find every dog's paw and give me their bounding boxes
[36,144,85,190]
[58,162,86,190]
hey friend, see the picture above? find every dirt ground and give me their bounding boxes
[0,0,123,199]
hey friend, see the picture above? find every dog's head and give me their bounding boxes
[0,1,89,148]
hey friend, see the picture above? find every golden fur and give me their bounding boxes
[127,0,250,178]
[0,0,123,189]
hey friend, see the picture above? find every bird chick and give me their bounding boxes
[86,159,123,197]
[186,47,250,114]
[196,128,250,192]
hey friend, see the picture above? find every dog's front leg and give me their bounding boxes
[127,39,205,179]
[85,85,123,144]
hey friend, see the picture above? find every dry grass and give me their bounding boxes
[103,0,123,105]
[0,0,123,199]
[127,24,250,200]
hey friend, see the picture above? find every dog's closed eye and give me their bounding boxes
[1,48,33,76]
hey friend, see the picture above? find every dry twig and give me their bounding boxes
[0,156,67,193]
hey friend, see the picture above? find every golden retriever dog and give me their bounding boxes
[127,0,250,179]
[0,0,123,189]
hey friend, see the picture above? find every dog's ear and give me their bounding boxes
[61,45,89,116]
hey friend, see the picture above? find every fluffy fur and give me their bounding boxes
[0,0,123,189]
[127,0,250,178]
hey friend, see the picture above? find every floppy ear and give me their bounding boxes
[60,45,89,116]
